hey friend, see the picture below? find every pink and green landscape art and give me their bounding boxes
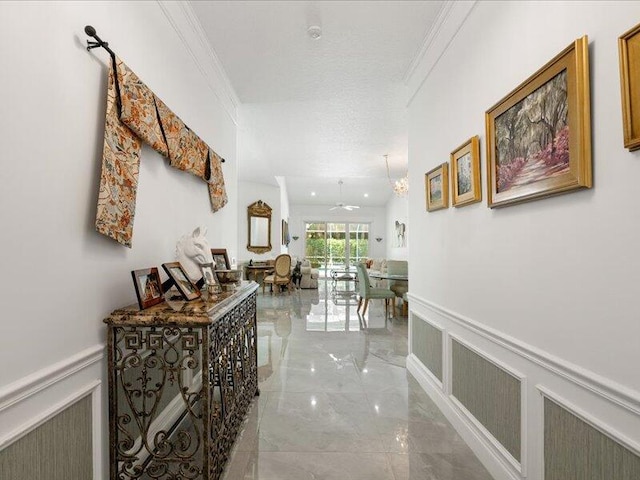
[495,70,569,193]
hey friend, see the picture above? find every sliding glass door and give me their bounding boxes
[304,222,369,277]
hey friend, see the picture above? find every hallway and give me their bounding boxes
[222,282,493,479]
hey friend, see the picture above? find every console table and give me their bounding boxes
[104,281,259,480]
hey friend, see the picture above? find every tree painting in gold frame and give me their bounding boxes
[619,22,640,151]
[485,36,592,208]
[425,163,449,212]
[451,136,481,207]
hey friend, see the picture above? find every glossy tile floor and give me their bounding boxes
[223,281,493,480]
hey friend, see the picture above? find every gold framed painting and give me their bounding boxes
[485,35,592,208]
[619,22,640,151]
[425,163,449,212]
[450,136,481,207]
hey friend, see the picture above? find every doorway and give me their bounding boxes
[304,222,369,278]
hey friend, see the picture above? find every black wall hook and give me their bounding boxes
[85,25,116,61]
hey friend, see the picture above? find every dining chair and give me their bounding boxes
[355,263,396,318]
[263,254,293,294]
[386,260,408,316]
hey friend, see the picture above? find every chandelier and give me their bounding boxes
[384,154,409,196]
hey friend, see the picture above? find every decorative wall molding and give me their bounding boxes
[537,385,640,458]
[448,333,527,478]
[410,313,444,388]
[407,354,520,480]
[0,343,104,412]
[157,0,240,126]
[407,293,640,416]
[403,0,477,107]
[0,379,101,451]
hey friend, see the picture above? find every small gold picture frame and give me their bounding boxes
[451,136,481,207]
[425,163,449,212]
[619,22,640,151]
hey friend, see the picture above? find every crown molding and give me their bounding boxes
[403,0,477,107]
[157,0,240,125]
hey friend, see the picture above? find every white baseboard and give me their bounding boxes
[407,354,520,480]
[407,295,640,480]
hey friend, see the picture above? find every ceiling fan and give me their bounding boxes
[329,179,360,211]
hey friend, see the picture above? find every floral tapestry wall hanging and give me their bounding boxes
[95,57,228,247]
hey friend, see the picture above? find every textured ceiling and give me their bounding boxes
[191,0,444,206]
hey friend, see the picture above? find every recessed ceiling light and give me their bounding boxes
[311,192,316,196]
[364,193,369,198]
[307,25,322,40]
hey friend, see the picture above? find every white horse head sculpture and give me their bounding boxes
[176,227,214,282]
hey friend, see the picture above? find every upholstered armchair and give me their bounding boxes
[263,254,293,294]
[299,259,319,289]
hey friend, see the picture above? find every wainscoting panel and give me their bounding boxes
[451,338,521,462]
[0,395,92,480]
[411,314,443,382]
[544,396,640,480]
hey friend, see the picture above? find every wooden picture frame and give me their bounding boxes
[200,263,220,287]
[162,262,200,301]
[131,267,164,310]
[485,35,592,208]
[619,22,640,151]
[211,248,230,270]
[451,136,482,207]
[425,163,449,211]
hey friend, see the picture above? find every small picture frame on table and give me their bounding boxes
[425,163,449,212]
[131,267,164,310]
[211,248,230,270]
[201,263,220,287]
[162,262,201,301]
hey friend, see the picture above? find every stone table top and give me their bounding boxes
[104,281,258,327]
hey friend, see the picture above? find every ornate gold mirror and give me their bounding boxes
[247,200,272,253]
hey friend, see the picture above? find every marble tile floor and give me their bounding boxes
[223,281,494,480]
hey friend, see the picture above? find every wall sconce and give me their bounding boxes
[292,235,299,241]
[375,237,383,242]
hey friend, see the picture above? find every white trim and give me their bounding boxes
[410,312,444,389]
[0,343,104,412]
[407,293,640,416]
[538,385,640,458]
[448,333,527,477]
[404,0,477,106]
[92,380,103,480]
[156,0,240,126]
[0,380,101,451]
[403,1,455,83]
[407,354,520,480]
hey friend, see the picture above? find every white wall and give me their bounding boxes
[288,204,387,261]
[407,1,640,479]
[0,1,239,475]
[276,176,291,254]
[385,195,408,260]
[237,180,282,262]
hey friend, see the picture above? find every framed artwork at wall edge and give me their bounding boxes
[425,163,449,212]
[282,219,290,246]
[131,267,164,310]
[485,35,592,208]
[162,262,201,301]
[211,248,230,270]
[451,135,482,207]
[619,22,640,151]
